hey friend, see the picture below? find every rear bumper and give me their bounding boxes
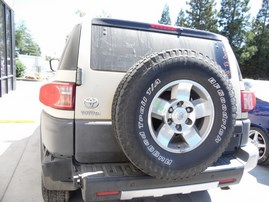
[76,142,257,202]
[121,182,218,200]
[235,139,258,172]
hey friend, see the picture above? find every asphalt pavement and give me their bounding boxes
[0,81,268,202]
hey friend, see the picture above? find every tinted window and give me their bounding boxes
[91,25,230,77]
[58,24,81,70]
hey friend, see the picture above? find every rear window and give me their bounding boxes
[90,25,231,77]
[58,24,81,70]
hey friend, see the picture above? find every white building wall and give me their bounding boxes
[18,54,51,78]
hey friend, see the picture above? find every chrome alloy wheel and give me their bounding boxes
[249,129,266,160]
[148,80,215,153]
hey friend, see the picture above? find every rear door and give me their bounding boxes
[74,21,126,163]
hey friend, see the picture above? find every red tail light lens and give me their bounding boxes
[39,83,75,110]
[241,91,256,112]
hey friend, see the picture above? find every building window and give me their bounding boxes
[0,0,15,97]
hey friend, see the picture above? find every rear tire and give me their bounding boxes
[41,176,70,202]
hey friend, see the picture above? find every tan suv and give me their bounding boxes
[39,18,258,202]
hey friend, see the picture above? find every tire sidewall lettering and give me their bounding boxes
[207,77,229,144]
[137,78,174,166]
[136,74,231,166]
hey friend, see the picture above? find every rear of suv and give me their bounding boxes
[39,18,258,202]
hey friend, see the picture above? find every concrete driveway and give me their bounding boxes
[0,81,268,202]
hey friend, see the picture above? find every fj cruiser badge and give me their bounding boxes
[84,97,99,109]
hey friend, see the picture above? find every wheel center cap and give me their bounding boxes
[172,108,187,124]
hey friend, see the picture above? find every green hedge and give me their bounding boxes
[15,59,26,78]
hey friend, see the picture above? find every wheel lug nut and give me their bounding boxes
[169,107,174,113]
[176,124,182,131]
[185,118,193,125]
[186,107,193,113]
[168,119,172,125]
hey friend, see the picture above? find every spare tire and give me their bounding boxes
[112,49,237,180]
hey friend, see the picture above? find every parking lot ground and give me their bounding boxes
[0,81,43,202]
[0,126,41,202]
[0,81,269,202]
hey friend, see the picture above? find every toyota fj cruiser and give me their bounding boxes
[39,18,258,202]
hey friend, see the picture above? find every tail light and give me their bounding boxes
[150,23,178,31]
[219,178,236,185]
[39,83,75,110]
[96,191,120,197]
[241,91,256,112]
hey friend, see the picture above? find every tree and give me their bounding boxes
[239,28,258,64]
[255,0,269,38]
[185,0,218,32]
[218,0,251,57]
[242,0,269,79]
[75,10,86,18]
[158,4,171,25]
[15,22,41,56]
[175,9,186,26]
[239,25,258,77]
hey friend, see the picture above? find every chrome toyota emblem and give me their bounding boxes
[84,97,99,109]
